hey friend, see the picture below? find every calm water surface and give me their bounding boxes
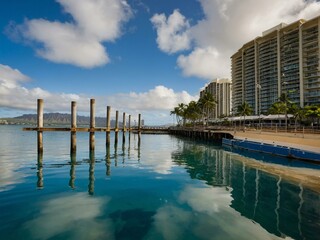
[0,125,319,240]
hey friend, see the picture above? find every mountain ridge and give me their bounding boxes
[1,113,124,127]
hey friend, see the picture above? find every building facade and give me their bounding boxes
[231,16,320,115]
[200,78,232,119]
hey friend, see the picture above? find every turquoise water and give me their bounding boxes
[0,125,319,240]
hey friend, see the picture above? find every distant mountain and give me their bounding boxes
[2,113,124,127]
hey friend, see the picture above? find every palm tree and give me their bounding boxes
[289,104,304,131]
[304,105,320,129]
[269,101,286,125]
[185,101,201,125]
[279,93,292,130]
[170,107,182,126]
[237,102,253,130]
[177,103,188,126]
[198,92,217,126]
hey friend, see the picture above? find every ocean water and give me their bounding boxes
[0,125,319,240]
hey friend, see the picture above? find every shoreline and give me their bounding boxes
[232,130,320,154]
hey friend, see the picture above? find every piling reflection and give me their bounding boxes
[115,131,118,147]
[114,133,118,167]
[122,133,126,164]
[128,132,131,159]
[106,143,111,176]
[37,153,43,189]
[171,141,320,240]
[70,132,76,154]
[88,151,95,195]
[137,133,141,160]
[69,152,76,189]
[33,131,140,192]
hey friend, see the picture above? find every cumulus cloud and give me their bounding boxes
[9,0,132,68]
[177,47,230,79]
[152,0,320,79]
[0,64,197,124]
[150,9,191,54]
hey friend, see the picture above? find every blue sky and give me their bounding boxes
[1,0,319,124]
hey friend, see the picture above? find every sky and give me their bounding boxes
[0,0,320,125]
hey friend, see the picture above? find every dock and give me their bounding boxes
[23,99,143,154]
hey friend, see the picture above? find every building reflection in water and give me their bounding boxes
[171,141,320,240]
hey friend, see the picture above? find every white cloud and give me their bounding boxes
[177,47,230,79]
[151,9,191,54]
[106,85,196,111]
[152,0,320,79]
[11,0,132,68]
[0,64,197,124]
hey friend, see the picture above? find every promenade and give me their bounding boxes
[233,130,320,154]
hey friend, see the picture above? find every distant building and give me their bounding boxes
[200,78,232,119]
[231,15,320,115]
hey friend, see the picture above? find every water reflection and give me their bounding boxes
[88,151,95,195]
[69,152,76,189]
[37,153,43,189]
[24,193,113,240]
[171,141,320,240]
[106,143,111,176]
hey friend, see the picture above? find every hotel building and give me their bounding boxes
[231,16,320,115]
[200,78,232,119]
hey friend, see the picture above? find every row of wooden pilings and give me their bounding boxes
[24,99,142,154]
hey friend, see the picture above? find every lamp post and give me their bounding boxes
[281,73,288,132]
[256,83,262,130]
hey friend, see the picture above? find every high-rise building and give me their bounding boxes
[200,78,232,119]
[231,16,320,115]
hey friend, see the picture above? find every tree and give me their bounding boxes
[198,92,217,126]
[268,101,286,125]
[170,103,187,126]
[170,107,182,126]
[304,105,320,128]
[279,92,292,130]
[288,104,304,131]
[185,101,201,125]
[237,102,253,130]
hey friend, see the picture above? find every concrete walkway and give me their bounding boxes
[232,131,320,154]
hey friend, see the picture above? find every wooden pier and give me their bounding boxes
[23,99,141,154]
[169,127,234,142]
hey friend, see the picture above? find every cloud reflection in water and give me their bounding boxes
[24,193,114,240]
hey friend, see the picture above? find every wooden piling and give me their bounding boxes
[37,99,44,154]
[70,101,77,154]
[106,106,111,131]
[106,106,111,146]
[123,112,126,132]
[128,115,131,131]
[90,99,95,151]
[115,110,119,132]
[138,114,141,131]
